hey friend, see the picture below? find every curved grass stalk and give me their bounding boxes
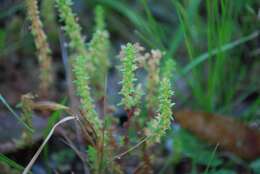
[22,116,76,174]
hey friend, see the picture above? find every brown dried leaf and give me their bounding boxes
[31,101,70,112]
[174,110,260,160]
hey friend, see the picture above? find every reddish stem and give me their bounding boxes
[123,108,135,144]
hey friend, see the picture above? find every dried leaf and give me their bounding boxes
[174,110,260,160]
[31,101,70,112]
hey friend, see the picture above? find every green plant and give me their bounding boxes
[56,0,102,135]
[56,0,94,73]
[41,0,59,45]
[89,0,258,115]
[88,5,110,98]
[15,1,176,173]
[0,94,33,133]
[20,94,34,144]
[25,0,53,96]
[85,2,259,173]
[145,50,163,114]
[118,43,141,110]
[0,154,28,174]
[146,77,174,144]
[173,0,251,113]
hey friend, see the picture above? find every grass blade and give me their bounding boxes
[181,31,259,75]
[0,94,34,133]
[0,153,26,172]
[22,116,76,174]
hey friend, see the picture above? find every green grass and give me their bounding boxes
[0,154,29,173]
[89,0,258,115]
[0,94,34,133]
[174,0,235,112]
[85,0,259,172]
[0,0,259,173]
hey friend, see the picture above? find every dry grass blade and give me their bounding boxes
[113,136,149,160]
[31,101,70,112]
[22,116,76,174]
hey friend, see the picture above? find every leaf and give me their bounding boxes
[180,31,259,76]
[175,110,260,160]
[23,116,76,174]
[32,101,69,112]
[0,94,34,133]
[173,129,223,167]
[209,169,235,174]
[87,146,98,170]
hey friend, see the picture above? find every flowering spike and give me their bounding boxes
[73,55,101,134]
[146,50,163,110]
[21,94,34,143]
[118,43,140,109]
[146,77,174,144]
[162,58,176,80]
[25,0,53,95]
[56,0,101,135]
[88,5,110,96]
[95,5,105,31]
[56,0,94,72]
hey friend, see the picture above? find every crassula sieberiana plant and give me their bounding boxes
[56,0,94,73]
[146,78,174,144]
[21,1,175,173]
[118,43,174,144]
[25,0,53,96]
[56,0,102,136]
[88,6,110,97]
[118,43,141,110]
[20,94,34,144]
[145,50,163,112]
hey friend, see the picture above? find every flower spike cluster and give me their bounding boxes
[88,6,110,95]
[118,43,140,109]
[73,55,101,133]
[56,0,94,72]
[25,0,53,95]
[56,0,101,135]
[21,94,34,143]
[24,0,177,172]
[145,50,163,110]
[162,58,176,80]
[94,5,105,31]
[146,77,174,144]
